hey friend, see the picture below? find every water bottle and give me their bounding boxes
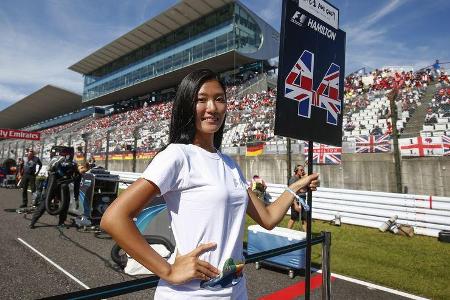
[379,215,398,232]
[389,223,399,234]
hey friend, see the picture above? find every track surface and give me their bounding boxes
[0,188,422,299]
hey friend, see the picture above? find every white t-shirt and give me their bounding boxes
[141,143,249,300]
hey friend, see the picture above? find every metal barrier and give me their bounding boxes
[43,232,331,300]
[109,171,450,237]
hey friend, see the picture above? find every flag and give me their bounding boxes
[399,136,443,156]
[442,135,450,156]
[304,142,342,164]
[246,143,265,156]
[137,151,156,160]
[355,134,391,153]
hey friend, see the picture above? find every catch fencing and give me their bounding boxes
[111,171,450,237]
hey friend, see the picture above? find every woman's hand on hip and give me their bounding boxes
[164,242,220,285]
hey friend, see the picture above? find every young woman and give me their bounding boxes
[101,69,319,299]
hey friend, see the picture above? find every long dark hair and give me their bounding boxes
[168,69,226,149]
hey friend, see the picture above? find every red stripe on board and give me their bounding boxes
[429,196,432,209]
[258,274,334,300]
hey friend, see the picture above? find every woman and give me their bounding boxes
[101,69,319,299]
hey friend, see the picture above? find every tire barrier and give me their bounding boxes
[438,230,450,243]
[111,235,175,269]
[42,233,329,300]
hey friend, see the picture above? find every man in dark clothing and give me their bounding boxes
[20,150,42,208]
[287,164,307,231]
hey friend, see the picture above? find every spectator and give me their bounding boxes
[371,125,383,136]
[287,165,307,231]
[20,150,42,208]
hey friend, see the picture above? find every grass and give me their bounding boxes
[245,215,450,299]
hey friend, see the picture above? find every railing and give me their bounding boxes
[109,171,450,237]
[43,232,331,300]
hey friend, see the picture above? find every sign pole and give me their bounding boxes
[305,140,314,299]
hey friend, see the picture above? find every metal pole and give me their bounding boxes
[40,139,45,161]
[83,135,89,162]
[15,141,19,160]
[321,231,331,300]
[305,140,314,300]
[105,130,111,170]
[389,89,402,193]
[287,137,292,184]
[132,127,139,173]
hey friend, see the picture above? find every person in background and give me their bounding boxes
[16,158,24,186]
[251,174,267,203]
[287,165,307,231]
[20,150,42,208]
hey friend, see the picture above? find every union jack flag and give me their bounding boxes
[284,50,341,126]
[355,134,391,153]
[442,135,450,156]
[304,142,342,164]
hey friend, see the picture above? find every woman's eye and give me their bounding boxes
[197,98,207,103]
[216,97,226,103]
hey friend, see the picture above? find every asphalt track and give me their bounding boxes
[0,187,426,300]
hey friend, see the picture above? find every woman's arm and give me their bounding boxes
[246,174,319,230]
[101,178,219,284]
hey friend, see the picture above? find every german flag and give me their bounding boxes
[246,142,265,156]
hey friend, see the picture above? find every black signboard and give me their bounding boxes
[275,0,346,146]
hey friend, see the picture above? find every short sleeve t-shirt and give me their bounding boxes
[141,143,249,300]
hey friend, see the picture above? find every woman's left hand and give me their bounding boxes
[292,173,320,193]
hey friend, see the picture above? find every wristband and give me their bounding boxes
[285,187,310,211]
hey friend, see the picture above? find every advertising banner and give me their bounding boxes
[0,128,41,141]
[275,0,346,146]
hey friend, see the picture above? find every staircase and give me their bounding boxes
[400,84,437,138]
[58,116,95,135]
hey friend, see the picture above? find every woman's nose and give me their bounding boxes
[206,99,217,112]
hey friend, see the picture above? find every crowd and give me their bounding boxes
[424,85,450,125]
[9,67,448,160]
[342,68,431,137]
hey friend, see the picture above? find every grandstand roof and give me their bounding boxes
[0,85,82,130]
[69,0,234,75]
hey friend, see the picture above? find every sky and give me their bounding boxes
[0,0,449,111]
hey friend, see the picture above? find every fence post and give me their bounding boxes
[105,129,111,170]
[321,231,331,300]
[15,141,19,160]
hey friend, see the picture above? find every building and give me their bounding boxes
[69,0,279,106]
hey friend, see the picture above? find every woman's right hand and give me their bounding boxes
[164,242,220,285]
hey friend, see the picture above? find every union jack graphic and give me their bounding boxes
[442,135,450,156]
[285,50,341,125]
[304,142,342,164]
[315,63,341,125]
[285,50,314,119]
[355,134,391,153]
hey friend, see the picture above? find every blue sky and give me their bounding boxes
[0,0,449,111]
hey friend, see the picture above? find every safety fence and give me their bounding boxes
[110,171,450,237]
[44,233,331,300]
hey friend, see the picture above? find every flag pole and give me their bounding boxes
[305,140,313,299]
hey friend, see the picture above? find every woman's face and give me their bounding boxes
[195,79,227,136]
